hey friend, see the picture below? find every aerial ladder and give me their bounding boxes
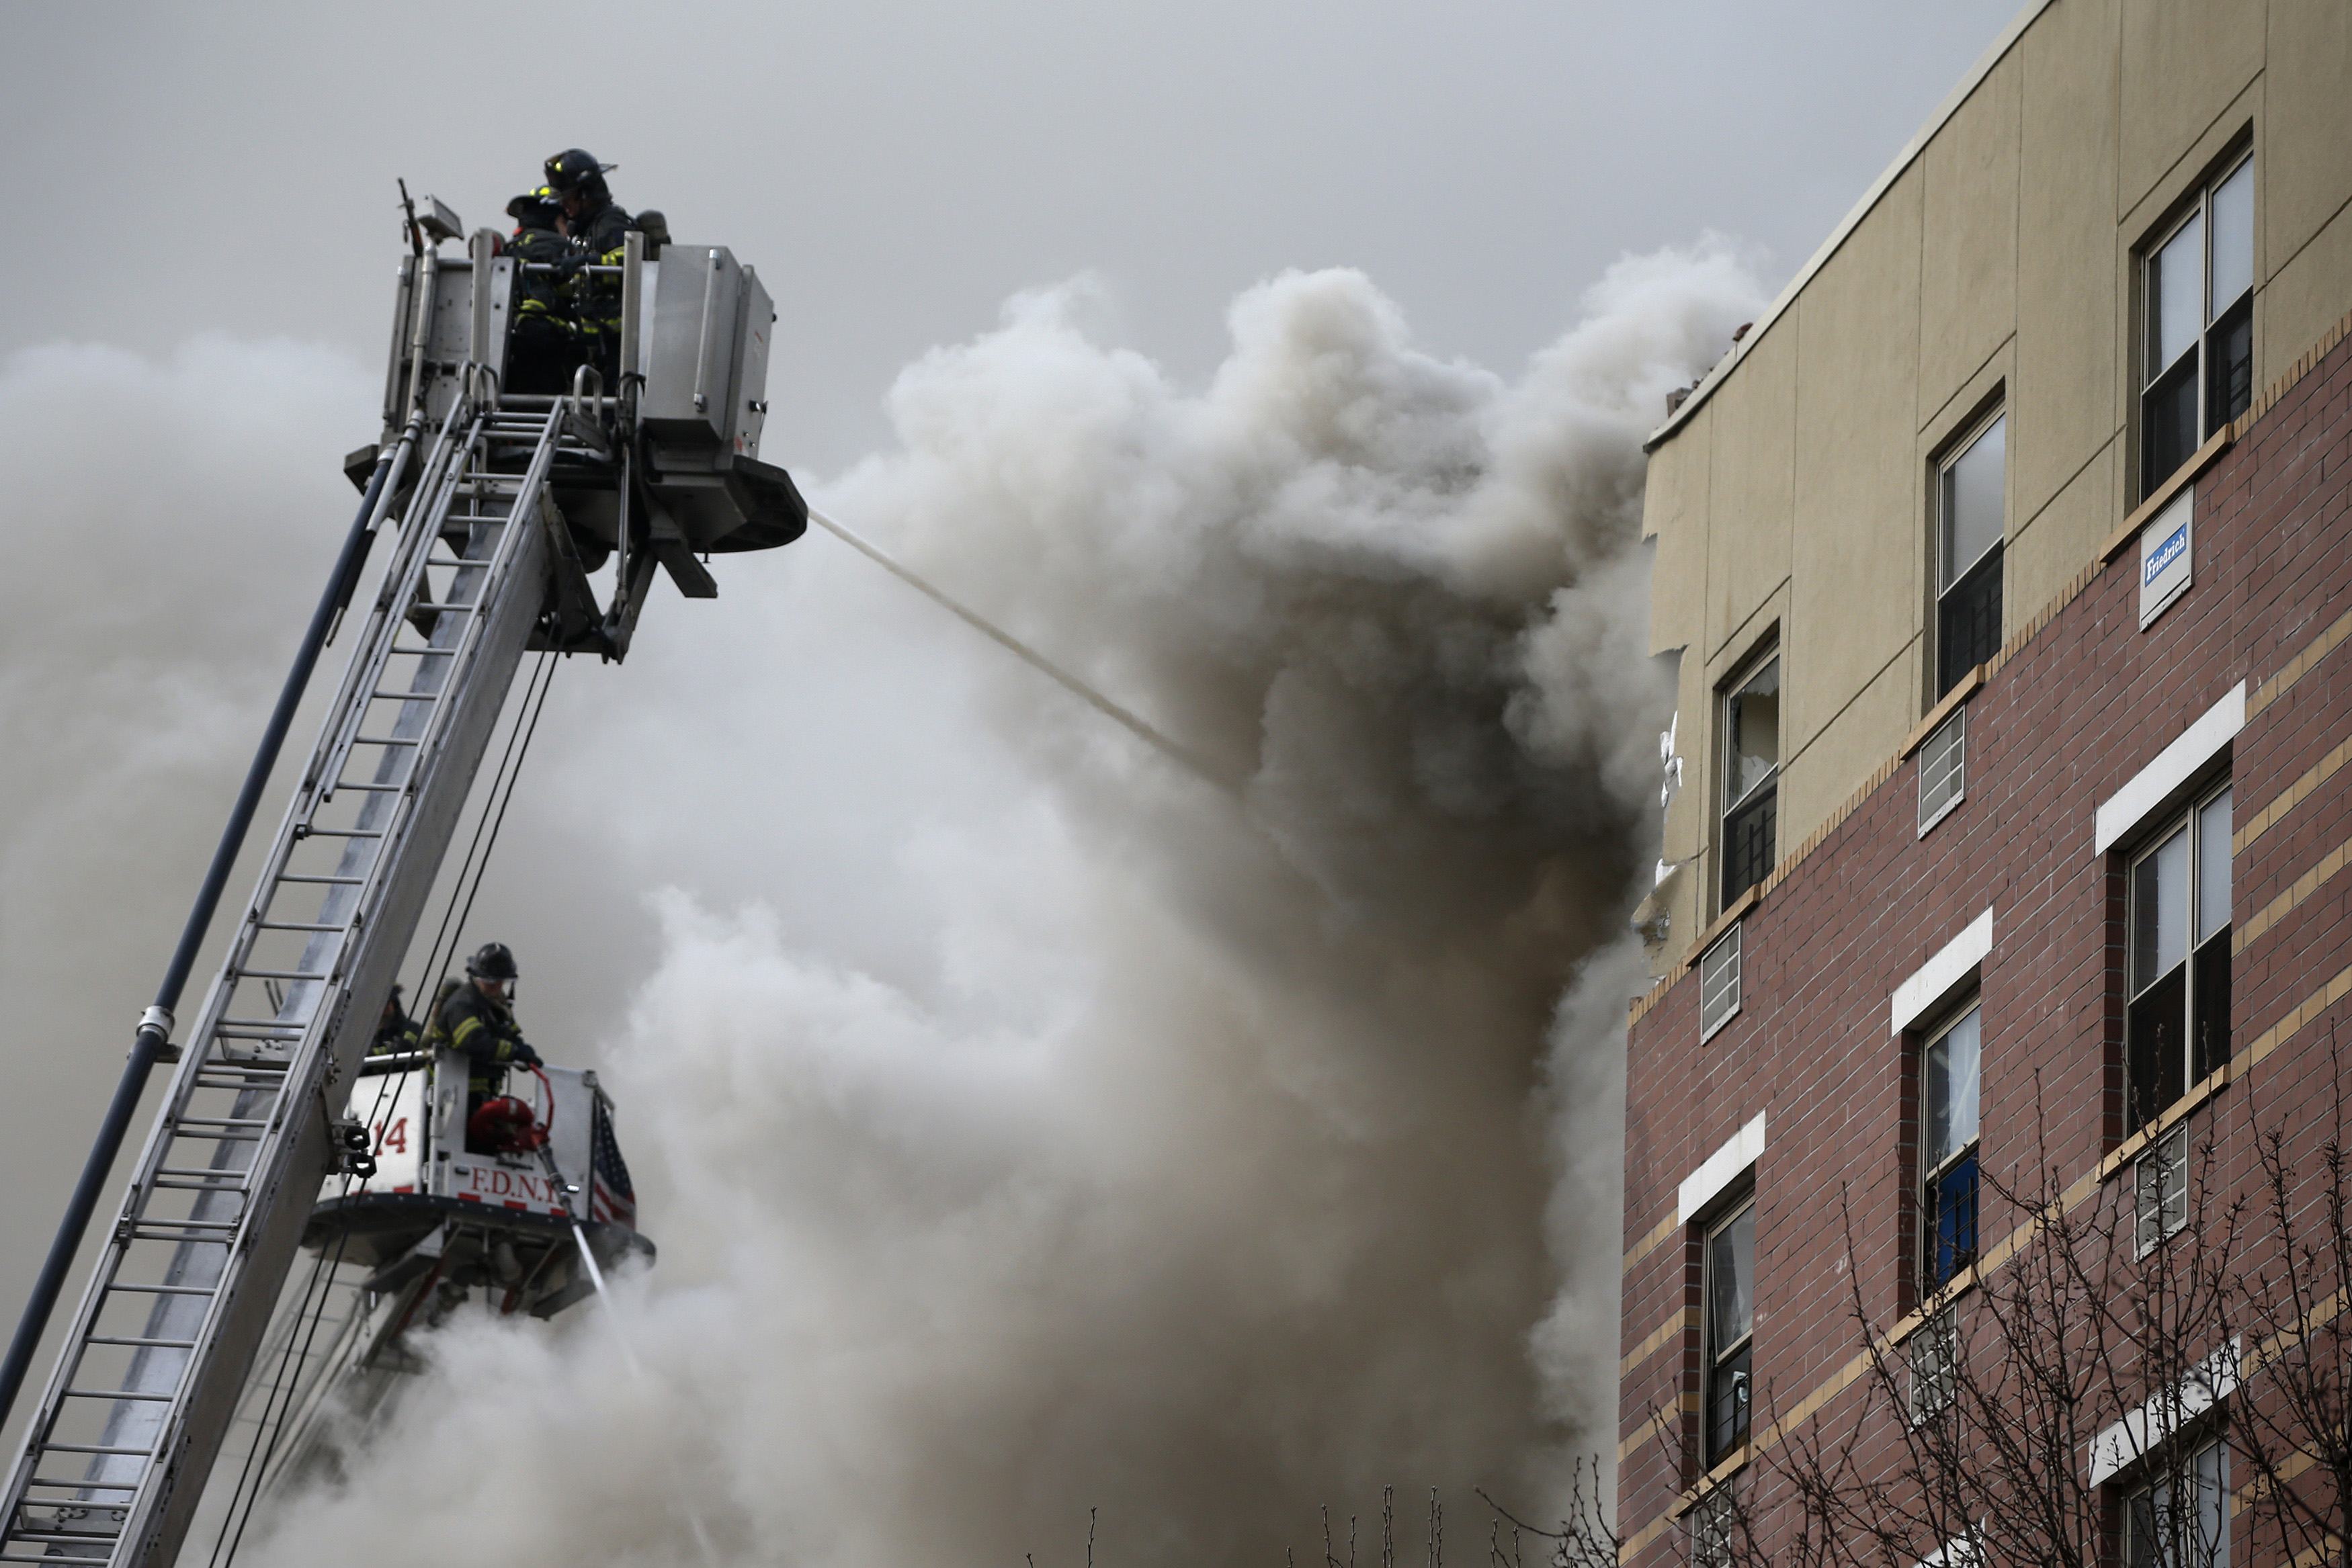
[0,199,806,1567]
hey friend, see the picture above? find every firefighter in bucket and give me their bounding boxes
[423,941,547,1153]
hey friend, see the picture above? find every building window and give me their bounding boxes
[1918,705,1967,834]
[2122,1433,2228,1567]
[1907,1306,1960,1425]
[2125,783,2232,1131]
[1688,1486,1735,1568]
[2136,1121,2191,1256]
[1703,1197,1755,1466]
[1919,1002,1982,1292]
[1718,649,1780,910]
[1699,924,1742,1043]
[2141,154,2254,498]
[1935,412,2005,697]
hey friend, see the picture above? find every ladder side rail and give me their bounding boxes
[64,410,500,1484]
[306,404,483,809]
[0,416,425,1542]
[79,408,523,1464]
[124,497,556,1568]
[0,417,420,1475]
[114,413,564,1568]
[0,404,552,1560]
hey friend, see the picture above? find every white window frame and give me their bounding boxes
[1907,1305,1960,1426]
[2138,150,2255,501]
[2136,1121,2191,1258]
[1717,645,1781,913]
[2118,1430,2230,1568]
[2123,779,2234,1133]
[1917,1000,1983,1294]
[1933,408,2007,697]
[1918,704,1967,836]
[1699,924,1742,1043]
[1702,1196,1757,1468]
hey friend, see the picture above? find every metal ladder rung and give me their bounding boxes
[4,1542,118,1559]
[273,873,364,885]
[349,734,422,748]
[296,826,384,839]
[2,1550,114,1564]
[162,1128,261,1144]
[230,968,329,982]
[324,781,406,794]
[60,1388,175,1403]
[173,1117,271,1129]
[254,919,345,932]
[213,1025,304,1041]
[148,1176,250,1193]
[103,1284,219,1298]
[6,1527,123,1543]
[407,601,482,614]
[366,688,440,703]
[84,1336,196,1350]
[36,1443,157,1457]
[152,1164,255,1179]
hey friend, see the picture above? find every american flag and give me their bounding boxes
[589,1101,638,1226]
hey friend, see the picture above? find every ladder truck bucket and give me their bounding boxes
[0,206,807,1568]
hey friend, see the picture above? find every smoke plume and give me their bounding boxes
[0,248,1759,1565]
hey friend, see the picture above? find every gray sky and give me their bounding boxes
[0,2,2028,1536]
[3,1,2021,476]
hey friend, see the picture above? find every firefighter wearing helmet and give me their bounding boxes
[422,941,543,1150]
[503,187,579,395]
[542,148,632,386]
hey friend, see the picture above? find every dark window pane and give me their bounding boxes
[2127,967,2188,1131]
[2208,296,2253,431]
[2143,357,2200,496]
[2126,1486,2158,1567]
[1923,1151,1979,1289]
[1708,1342,1751,1464]
[1722,785,1776,907]
[1937,546,2003,695]
[2193,934,2230,1081]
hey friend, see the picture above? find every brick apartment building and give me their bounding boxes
[1618,3,2352,1563]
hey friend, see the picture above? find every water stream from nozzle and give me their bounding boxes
[806,505,1230,791]
[543,1148,720,1568]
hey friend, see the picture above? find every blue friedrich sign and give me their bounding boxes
[2140,488,2193,629]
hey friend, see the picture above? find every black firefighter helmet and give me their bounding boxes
[465,941,519,983]
[505,186,562,232]
[542,148,615,201]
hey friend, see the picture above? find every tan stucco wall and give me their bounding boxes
[1641,0,2352,973]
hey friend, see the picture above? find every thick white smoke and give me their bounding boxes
[0,247,1759,1565]
[0,339,373,1293]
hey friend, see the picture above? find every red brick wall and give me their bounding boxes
[1616,324,2352,1559]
